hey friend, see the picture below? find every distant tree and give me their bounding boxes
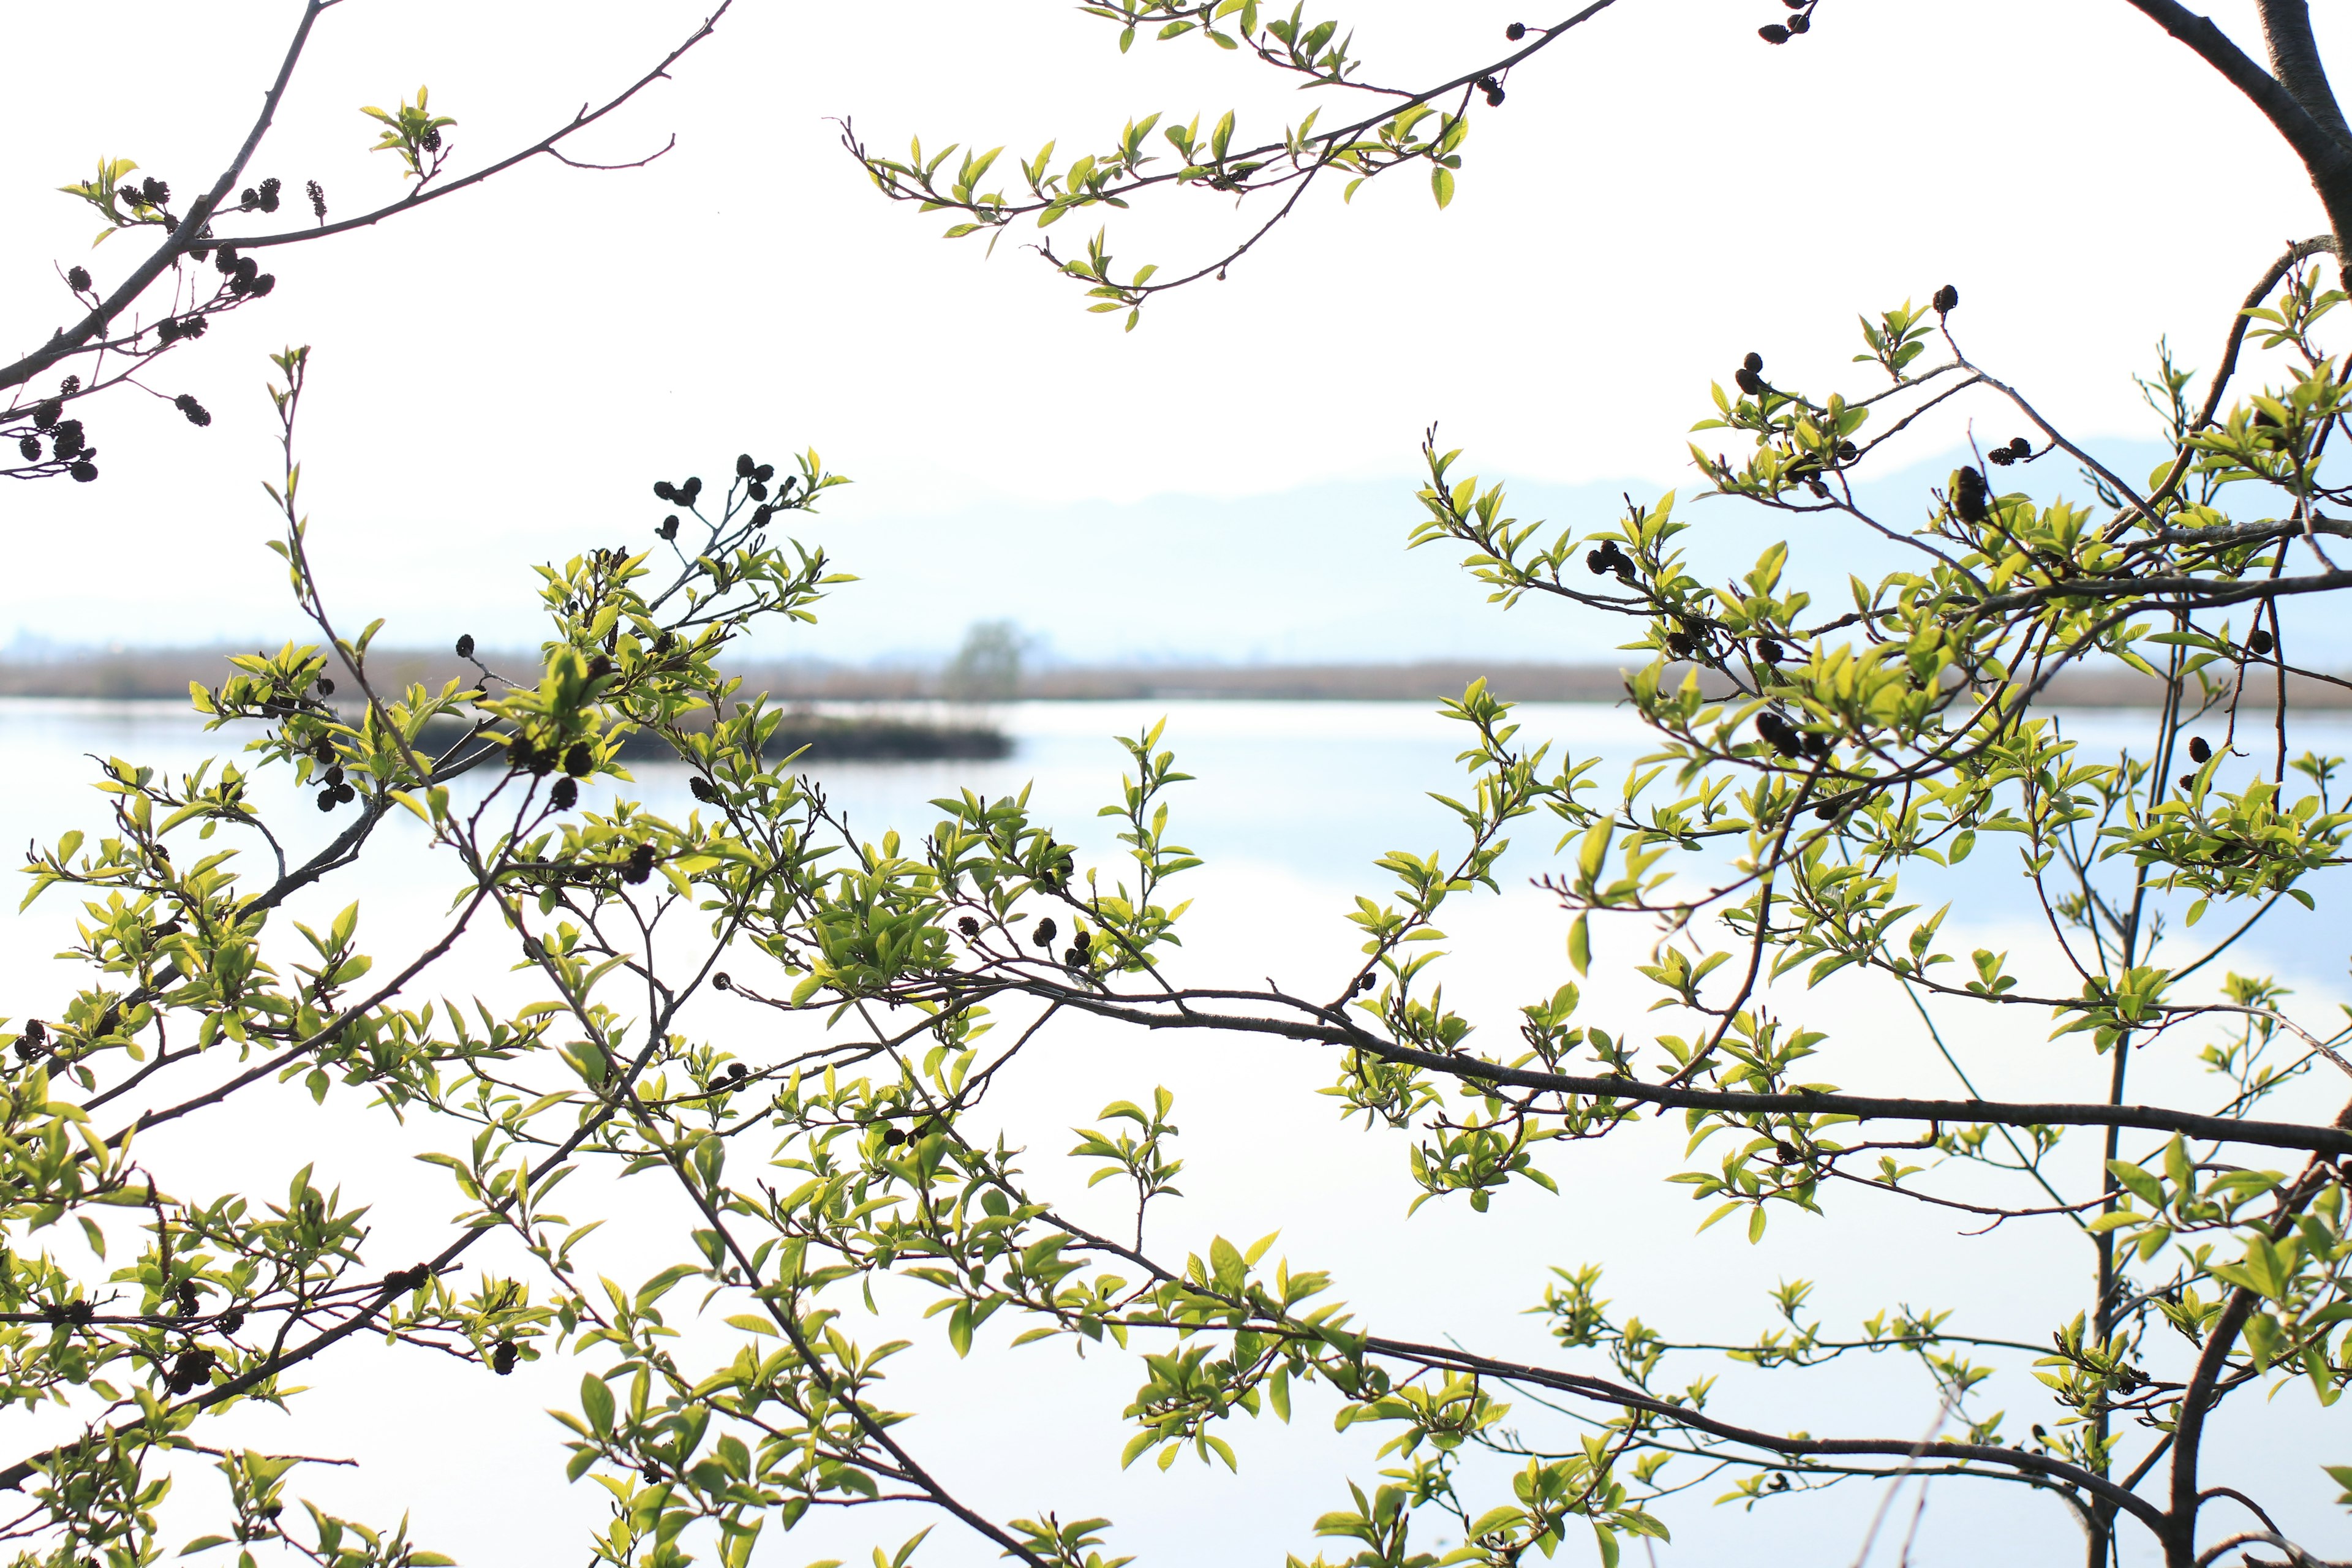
[2,0,731,484]
[9,9,2352,1568]
[940,619,1030,703]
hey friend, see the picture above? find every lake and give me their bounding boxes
[0,696,2343,1567]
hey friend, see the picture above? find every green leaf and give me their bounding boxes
[581,1373,615,1436]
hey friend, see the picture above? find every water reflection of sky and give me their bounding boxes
[0,698,2345,1568]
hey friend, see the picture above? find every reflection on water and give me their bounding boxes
[0,696,2345,1567]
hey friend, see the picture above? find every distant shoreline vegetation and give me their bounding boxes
[1,644,2347,709]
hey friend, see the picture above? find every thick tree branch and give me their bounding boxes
[1011,986,2352,1157]
[2124,0,2352,257]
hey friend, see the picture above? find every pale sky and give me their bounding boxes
[6,1,2340,662]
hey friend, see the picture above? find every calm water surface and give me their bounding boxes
[1,698,2344,1566]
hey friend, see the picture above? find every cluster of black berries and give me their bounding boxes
[35,407,99,482]
[652,475,703,507]
[176,1281,202,1314]
[2177,734,2218,793]
[315,760,355,813]
[381,1264,431,1295]
[131,176,173,210]
[1754,710,1828,760]
[1758,2,1813,44]
[1734,350,1767,397]
[717,1061,750,1091]
[1063,929,1093,968]
[1932,283,1959,315]
[1476,75,1506,107]
[66,266,91,293]
[1985,435,2034,467]
[1950,466,1990,524]
[2247,628,2276,657]
[881,1118,941,1148]
[306,179,327,224]
[163,1346,214,1395]
[44,1300,96,1327]
[13,1020,47,1063]
[1665,623,1705,659]
[238,177,282,214]
[735,453,777,497]
[213,247,275,299]
[156,314,209,346]
[174,394,211,427]
[455,633,476,659]
[489,1339,518,1376]
[621,842,657,884]
[1585,537,1634,580]
[508,736,556,776]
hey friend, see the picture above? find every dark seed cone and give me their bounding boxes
[2187,735,2212,764]
[2248,629,2275,655]
[1932,283,1959,314]
[1758,22,1790,42]
[549,777,578,810]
